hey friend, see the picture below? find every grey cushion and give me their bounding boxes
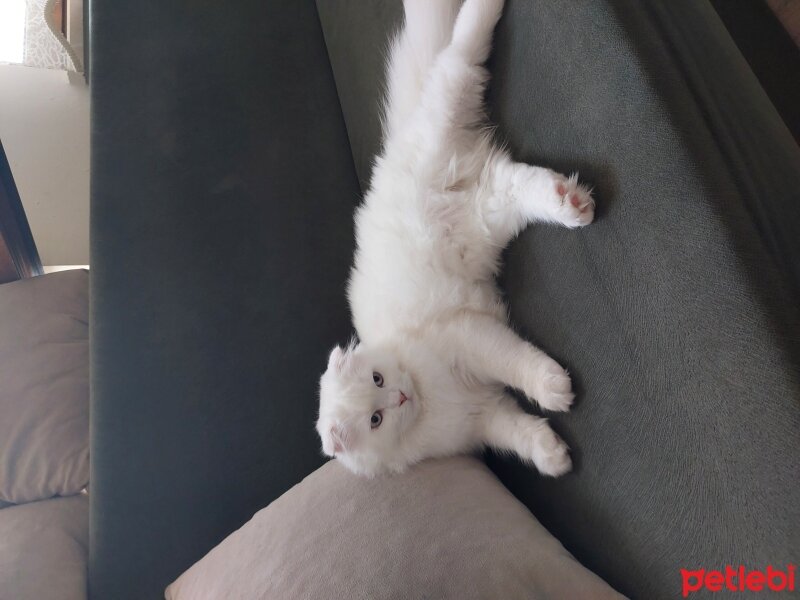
[317,1,800,598]
[166,457,625,600]
[0,493,89,600]
[0,270,89,504]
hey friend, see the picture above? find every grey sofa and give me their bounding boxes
[89,1,800,598]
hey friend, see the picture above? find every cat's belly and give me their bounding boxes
[350,187,507,343]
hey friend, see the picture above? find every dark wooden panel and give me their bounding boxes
[767,0,800,47]
[0,235,16,284]
[711,0,800,144]
[0,139,42,282]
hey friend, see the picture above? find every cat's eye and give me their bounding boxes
[372,372,384,387]
[370,411,383,429]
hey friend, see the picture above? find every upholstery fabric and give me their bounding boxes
[90,0,800,598]
[166,456,625,600]
[710,0,800,144]
[89,0,361,597]
[0,270,89,504]
[317,1,800,598]
[0,493,89,600]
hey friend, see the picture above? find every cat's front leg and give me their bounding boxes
[448,313,574,412]
[484,155,595,243]
[482,395,572,476]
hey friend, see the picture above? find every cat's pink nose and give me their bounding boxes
[399,392,408,406]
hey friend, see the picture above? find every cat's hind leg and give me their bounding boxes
[422,0,505,126]
[383,0,462,141]
[450,0,506,67]
[482,153,595,246]
[389,0,505,174]
[483,395,572,476]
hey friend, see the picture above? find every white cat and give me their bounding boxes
[317,0,594,477]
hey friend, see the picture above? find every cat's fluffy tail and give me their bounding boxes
[382,0,461,142]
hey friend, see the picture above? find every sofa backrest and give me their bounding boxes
[89,1,360,597]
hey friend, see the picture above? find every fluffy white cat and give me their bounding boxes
[317,0,594,477]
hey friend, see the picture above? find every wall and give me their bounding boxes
[0,63,89,265]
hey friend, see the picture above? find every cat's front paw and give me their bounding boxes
[531,424,572,477]
[553,174,594,228]
[531,359,574,412]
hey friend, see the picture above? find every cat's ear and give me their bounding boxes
[327,345,347,372]
[320,426,337,456]
[324,423,355,456]
[330,425,346,455]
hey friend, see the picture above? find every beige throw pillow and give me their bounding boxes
[0,493,89,600]
[166,456,625,599]
[0,270,90,504]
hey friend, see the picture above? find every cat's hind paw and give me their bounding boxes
[531,424,572,477]
[554,174,594,228]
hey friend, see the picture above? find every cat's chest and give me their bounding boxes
[411,346,488,400]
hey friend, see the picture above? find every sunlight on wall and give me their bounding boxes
[0,64,90,265]
[43,265,90,273]
[0,0,26,64]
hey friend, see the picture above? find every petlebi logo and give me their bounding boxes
[681,565,796,597]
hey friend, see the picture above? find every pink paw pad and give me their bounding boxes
[570,194,581,208]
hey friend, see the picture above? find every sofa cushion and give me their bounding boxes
[166,456,624,600]
[0,493,89,600]
[0,270,89,504]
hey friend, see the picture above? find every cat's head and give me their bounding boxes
[317,341,419,476]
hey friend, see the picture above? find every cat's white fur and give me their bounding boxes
[317,0,594,477]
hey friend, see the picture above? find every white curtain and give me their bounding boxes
[22,0,81,72]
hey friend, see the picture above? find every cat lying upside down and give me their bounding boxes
[317,0,594,477]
